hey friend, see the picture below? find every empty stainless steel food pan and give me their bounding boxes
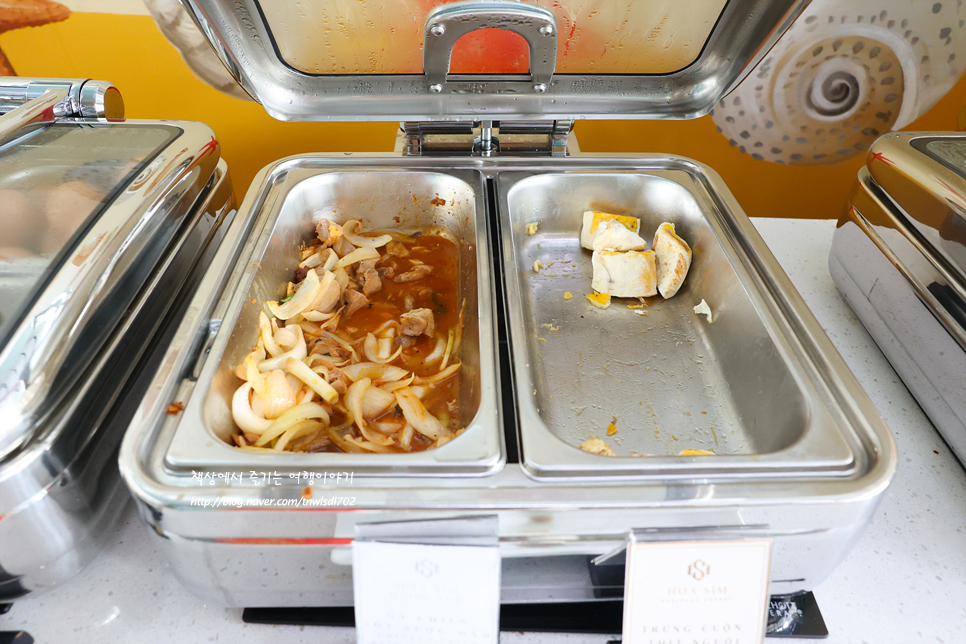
[121,155,895,608]
[146,161,504,476]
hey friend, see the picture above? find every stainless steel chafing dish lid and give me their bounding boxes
[182,0,808,121]
[0,115,222,461]
[865,133,966,290]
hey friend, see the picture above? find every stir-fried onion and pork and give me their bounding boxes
[229,212,464,454]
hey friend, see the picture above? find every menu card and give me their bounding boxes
[622,539,772,644]
[352,516,501,644]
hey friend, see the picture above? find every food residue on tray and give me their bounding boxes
[579,437,616,457]
[166,402,184,415]
[586,292,611,309]
[606,417,618,436]
[533,259,544,273]
[679,449,715,456]
[693,299,714,322]
[229,213,465,454]
[526,222,539,235]
[563,291,573,300]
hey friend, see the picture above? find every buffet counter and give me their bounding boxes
[3,218,964,644]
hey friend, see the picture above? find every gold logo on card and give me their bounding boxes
[687,559,710,581]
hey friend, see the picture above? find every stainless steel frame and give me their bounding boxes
[179,0,809,121]
[120,153,895,608]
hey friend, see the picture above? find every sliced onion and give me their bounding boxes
[319,330,359,361]
[309,270,341,313]
[274,419,324,451]
[440,328,456,370]
[335,246,380,269]
[294,320,321,336]
[341,362,410,383]
[343,436,394,453]
[377,337,393,360]
[328,428,365,453]
[342,220,393,248]
[261,370,296,419]
[286,356,338,403]
[268,269,321,319]
[232,382,273,434]
[363,332,403,364]
[416,362,461,385]
[322,248,339,272]
[398,421,415,451]
[259,312,284,357]
[299,251,323,269]
[333,266,350,290]
[382,373,416,392]
[302,309,339,322]
[255,402,330,447]
[422,337,446,366]
[395,387,449,440]
[274,325,298,348]
[259,325,306,371]
[346,378,394,446]
[361,386,396,420]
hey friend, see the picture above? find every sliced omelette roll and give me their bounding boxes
[591,249,657,298]
[592,220,647,252]
[652,222,692,298]
[580,210,641,250]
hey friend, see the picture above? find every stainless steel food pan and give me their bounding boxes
[498,169,864,480]
[159,163,504,475]
[121,155,896,608]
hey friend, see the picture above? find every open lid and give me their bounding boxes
[183,0,808,121]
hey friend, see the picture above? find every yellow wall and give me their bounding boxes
[5,12,965,219]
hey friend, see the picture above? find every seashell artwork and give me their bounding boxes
[711,0,966,165]
[142,0,251,100]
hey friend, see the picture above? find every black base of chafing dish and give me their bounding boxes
[242,591,827,638]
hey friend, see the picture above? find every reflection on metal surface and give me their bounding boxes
[712,0,966,165]
[259,0,727,76]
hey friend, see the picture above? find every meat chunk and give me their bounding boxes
[309,337,350,360]
[356,258,382,296]
[344,289,369,317]
[394,334,416,348]
[385,240,410,257]
[400,308,435,337]
[392,263,433,283]
[377,264,395,279]
[316,218,343,247]
[325,367,350,394]
[403,293,416,311]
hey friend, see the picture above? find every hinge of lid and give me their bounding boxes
[398,119,573,157]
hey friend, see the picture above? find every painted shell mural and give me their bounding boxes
[142,0,250,100]
[712,0,966,165]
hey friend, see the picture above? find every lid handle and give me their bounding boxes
[423,1,557,94]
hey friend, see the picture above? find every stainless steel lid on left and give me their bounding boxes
[0,118,220,461]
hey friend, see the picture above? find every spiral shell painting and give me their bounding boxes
[711,0,966,165]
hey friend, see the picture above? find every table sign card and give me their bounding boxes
[622,539,772,644]
[352,516,501,644]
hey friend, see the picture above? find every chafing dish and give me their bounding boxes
[118,0,895,608]
[831,132,966,465]
[0,78,234,600]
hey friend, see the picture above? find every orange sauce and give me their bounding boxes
[302,231,461,453]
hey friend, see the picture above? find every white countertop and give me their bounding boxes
[4,218,965,643]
